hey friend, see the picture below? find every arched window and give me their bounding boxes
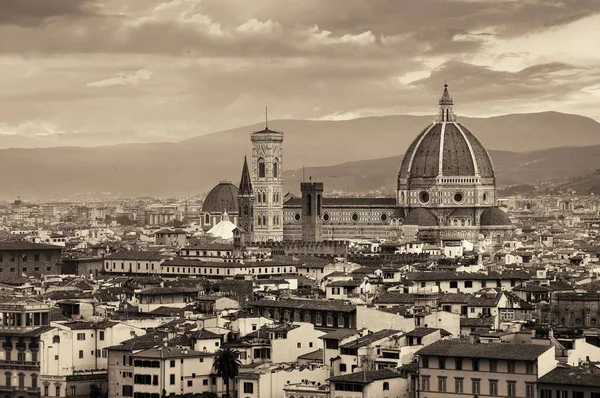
[383,382,390,391]
[257,215,262,226]
[204,214,210,224]
[258,158,266,178]
[52,336,60,344]
[257,193,261,203]
[262,215,267,226]
[18,373,24,388]
[307,194,312,216]
[273,215,277,226]
[243,205,248,215]
[262,192,267,203]
[273,161,278,178]
[317,194,321,216]
[31,374,38,389]
[5,372,11,387]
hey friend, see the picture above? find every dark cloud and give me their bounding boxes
[0,0,99,26]
[412,61,600,105]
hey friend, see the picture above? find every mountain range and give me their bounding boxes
[1,111,599,200]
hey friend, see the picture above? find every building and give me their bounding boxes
[203,85,513,245]
[0,241,62,279]
[40,320,146,398]
[415,340,556,398]
[129,346,219,397]
[537,366,600,398]
[327,369,410,398]
[550,292,600,328]
[103,251,168,275]
[0,298,51,398]
[154,229,187,248]
[200,181,240,231]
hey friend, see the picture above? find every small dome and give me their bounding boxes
[404,208,438,227]
[480,207,512,226]
[202,182,239,214]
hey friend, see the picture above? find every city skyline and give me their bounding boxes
[0,0,599,146]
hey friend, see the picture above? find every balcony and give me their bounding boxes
[0,360,41,369]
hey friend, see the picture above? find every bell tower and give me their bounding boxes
[301,179,323,242]
[250,113,284,242]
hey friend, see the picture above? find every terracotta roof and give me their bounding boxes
[319,328,362,341]
[480,207,512,226]
[249,298,356,313]
[340,329,401,349]
[298,349,323,361]
[460,318,495,327]
[284,197,396,207]
[105,250,167,261]
[0,241,62,251]
[328,369,404,384]
[404,208,438,227]
[416,340,552,361]
[538,366,600,387]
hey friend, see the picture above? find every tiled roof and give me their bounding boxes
[340,329,401,349]
[133,346,212,359]
[249,298,356,313]
[105,250,167,261]
[0,241,62,251]
[190,329,221,340]
[460,318,495,327]
[374,293,418,305]
[60,320,119,330]
[327,369,404,384]
[416,340,552,361]
[405,327,445,338]
[298,349,323,361]
[319,328,363,341]
[139,286,201,295]
[538,366,600,387]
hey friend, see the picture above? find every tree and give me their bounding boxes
[212,347,241,398]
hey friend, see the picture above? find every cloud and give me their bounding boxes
[87,69,153,87]
[0,0,99,26]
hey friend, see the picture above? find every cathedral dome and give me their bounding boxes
[398,85,494,180]
[404,208,438,227]
[480,207,512,226]
[202,181,239,214]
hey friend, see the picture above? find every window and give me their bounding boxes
[122,386,133,396]
[450,281,458,288]
[421,376,430,391]
[472,359,479,371]
[507,360,516,373]
[489,359,497,372]
[56,387,60,396]
[297,343,301,348]
[170,374,175,385]
[243,382,254,394]
[44,386,49,396]
[53,335,60,344]
[489,380,498,396]
[572,392,584,398]
[273,162,278,178]
[526,362,534,374]
[77,333,85,340]
[455,358,462,370]
[339,364,347,372]
[507,381,516,397]
[70,386,76,396]
[472,379,480,394]
[422,357,429,368]
[540,391,552,398]
[79,350,84,359]
[438,377,446,392]
[258,159,266,178]
[203,379,208,386]
[309,342,313,348]
[383,381,389,391]
[465,281,473,288]
[187,380,193,387]
[99,331,105,341]
[526,383,535,398]
[170,360,175,368]
[455,378,463,393]
[439,357,446,369]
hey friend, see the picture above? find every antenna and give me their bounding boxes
[265,106,268,129]
[303,166,305,183]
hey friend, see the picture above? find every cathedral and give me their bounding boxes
[201,85,513,245]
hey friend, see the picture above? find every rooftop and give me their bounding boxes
[416,340,552,361]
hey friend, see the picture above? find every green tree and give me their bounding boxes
[212,347,241,398]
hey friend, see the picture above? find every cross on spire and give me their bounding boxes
[437,82,456,122]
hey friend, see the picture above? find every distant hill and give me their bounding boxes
[283,146,600,195]
[0,112,599,199]
[543,169,600,195]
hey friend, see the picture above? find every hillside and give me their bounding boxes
[283,146,600,195]
[0,112,599,199]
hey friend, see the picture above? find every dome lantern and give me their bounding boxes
[437,83,456,123]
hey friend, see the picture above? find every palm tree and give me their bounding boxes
[212,347,242,398]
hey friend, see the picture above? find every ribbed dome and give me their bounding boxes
[399,122,494,179]
[202,182,239,214]
[404,208,438,226]
[480,207,512,226]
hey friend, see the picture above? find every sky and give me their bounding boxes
[0,0,599,146]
